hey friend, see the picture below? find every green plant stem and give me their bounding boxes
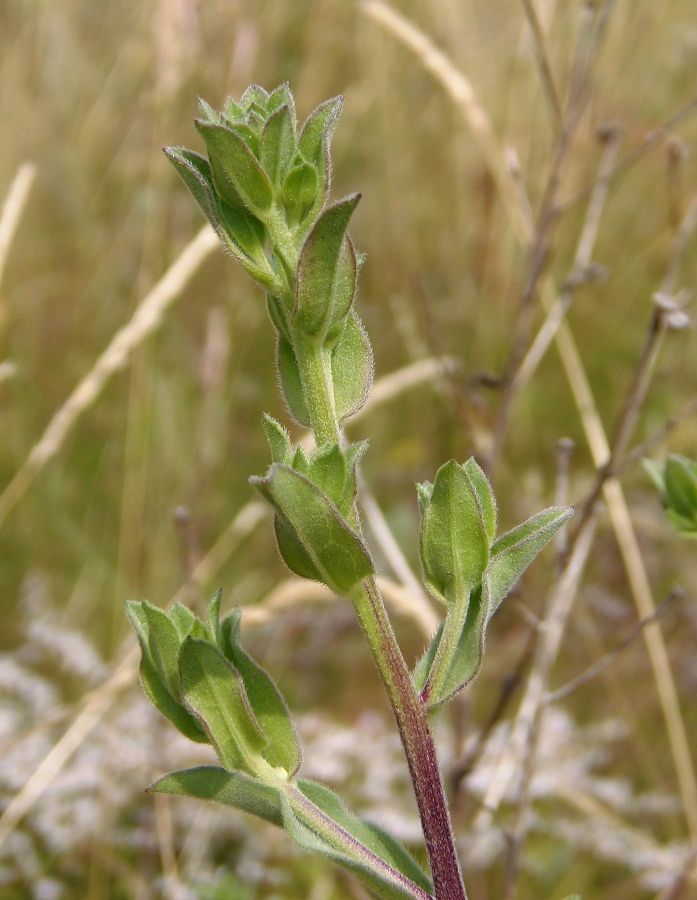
[285,783,433,900]
[293,336,343,445]
[294,336,467,900]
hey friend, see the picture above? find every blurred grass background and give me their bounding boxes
[1,1,697,898]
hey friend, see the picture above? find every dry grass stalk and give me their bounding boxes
[0,162,36,292]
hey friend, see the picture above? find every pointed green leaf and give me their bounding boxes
[197,98,225,125]
[463,457,497,544]
[294,194,360,339]
[416,482,433,518]
[331,311,374,422]
[164,147,220,229]
[251,464,373,594]
[195,120,273,214]
[281,789,429,900]
[262,413,292,464]
[222,96,244,121]
[267,294,291,341]
[241,83,269,110]
[276,333,311,425]
[220,609,301,775]
[422,582,489,709]
[142,602,183,697]
[281,162,319,227]
[299,96,343,165]
[150,767,283,826]
[420,459,490,608]
[169,602,206,641]
[307,444,346,506]
[138,650,209,742]
[165,148,277,289]
[267,83,296,124]
[299,95,343,222]
[261,104,296,188]
[179,637,267,774]
[274,513,323,581]
[207,589,222,643]
[297,780,433,895]
[126,602,206,743]
[228,121,261,157]
[216,198,266,256]
[291,445,310,474]
[487,506,573,617]
[664,455,697,519]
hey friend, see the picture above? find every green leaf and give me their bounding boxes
[142,602,183,697]
[207,588,222,643]
[261,104,296,189]
[297,780,433,895]
[195,120,273,215]
[412,623,443,692]
[251,464,373,594]
[266,294,290,341]
[299,96,343,165]
[281,787,430,899]
[262,413,292,463]
[307,444,346,505]
[664,455,697,520]
[274,513,323,581]
[276,333,311,425]
[281,162,319,227]
[164,147,220,228]
[197,98,225,125]
[294,195,360,340]
[331,311,374,422]
[487,506,573,617]
[169,602,207,641]
[421,582,489,709]
[165,147,277,289]
[220,610,302,775]
[267,83,296,124]
[299,95,343,222]
[463,457,497,544]
[216,198,266,258]
[150,767,283,826]
[179,637,267,774]
[420,459,490,608]
[126,602,206,743]
[416,482,433,518]
[222,96,244,122]
[241,83,269,111]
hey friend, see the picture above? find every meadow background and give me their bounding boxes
[1,1,697,897]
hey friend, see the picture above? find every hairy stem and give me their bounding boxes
[294,335,466,899]
[354,578,467,899]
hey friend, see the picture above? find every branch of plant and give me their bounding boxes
[365,2,697,843]
[518,0,562,128]
[545,588,684,704]
[488,124,621,471]
[292,324,466,897]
